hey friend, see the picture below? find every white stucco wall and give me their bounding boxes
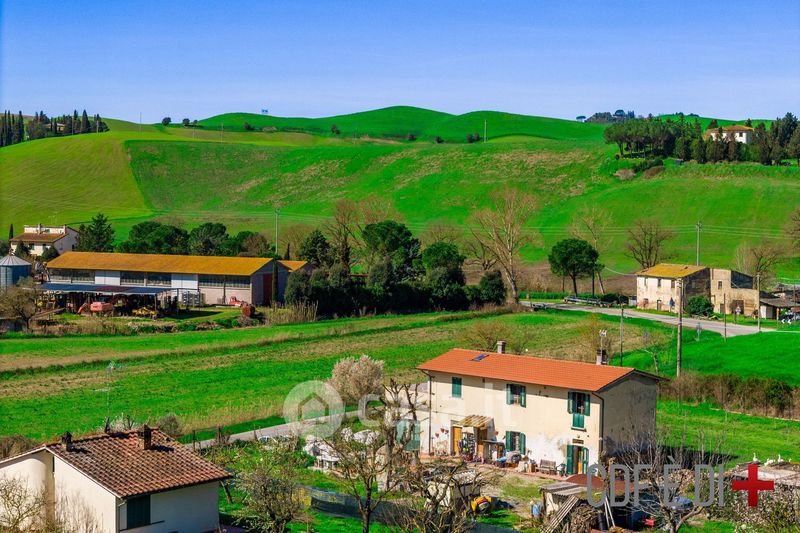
[0,451,53,528]
[53,457,118,533]
[171,273,199,289]
[421,373,602,468]
[597,373,658,454]
[118,482,220,533]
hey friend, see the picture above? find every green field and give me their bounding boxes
[1,106,797,273]
[1,308,798,470]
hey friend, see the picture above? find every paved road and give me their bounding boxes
[192,412,360,450]
[524,301,772,337]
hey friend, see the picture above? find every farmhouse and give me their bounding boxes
[636,263,762,316]
[706,124,754,144]
[416,347,659,475]
[636,264,709,312]
[0,427,230,533]
[10,224,78,257]
[43,251,303,307]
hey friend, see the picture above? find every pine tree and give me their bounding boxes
[787,126,800,166]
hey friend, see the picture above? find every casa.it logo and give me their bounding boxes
[283,380,345,438]
[587,462,775,509]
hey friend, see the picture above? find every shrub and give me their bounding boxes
[243,121,255,131]
[40,246,59,261]
[161,117,171,126]
[478,270,506,305]
[686,296,713,316]
[156,413,182,437]
[329,355,384,404]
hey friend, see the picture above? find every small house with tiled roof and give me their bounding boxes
[635,263,710,312]
[0,427,230,532]
[416,347,659,476]
[706,124,754,144]
[10,224,78,257]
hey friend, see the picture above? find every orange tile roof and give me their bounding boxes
[721,125,754,132]
[47,251,273,276]
[46,429,230,498]
[417,348,654,392]
[11,232,67,244]
[637,263,706,279]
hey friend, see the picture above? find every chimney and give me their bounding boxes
[61,431,73,452]
[141,425,153,450]
[596,348,608,365]
[496,340,506,354]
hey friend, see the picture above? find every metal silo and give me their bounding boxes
[0,254,31,288]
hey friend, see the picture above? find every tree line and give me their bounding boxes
[604,112,800,165]
[0,109,108,148]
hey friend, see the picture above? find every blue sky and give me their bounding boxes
[1,1,798,122]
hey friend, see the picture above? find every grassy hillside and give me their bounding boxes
[1,106,797,274]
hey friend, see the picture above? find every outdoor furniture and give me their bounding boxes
[539,459,558,475]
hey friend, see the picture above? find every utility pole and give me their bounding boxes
[677,279,683,377]
[619,306,625,365]
[483,118,487,143]
[695,221,702,265]
[723,293,727,341]
[756,273,761,332]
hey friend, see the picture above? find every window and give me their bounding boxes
[198,274,225,288]
[657,279,662,288]
[49,269,71,282]
[70,270,94,283]
[126,494,150,529]
[505,384,526,406]
[225,275,250,289]
[397,419,421,451]
[568,391,590,429]
[505,431,526,453]
[121,271,145,285]
[146,272,171,286]
[451,377,462,398]
[718,281,723,290]
[671,280,676,289]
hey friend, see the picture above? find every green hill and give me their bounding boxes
[1,106,797,274]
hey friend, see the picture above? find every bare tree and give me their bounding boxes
[570,205,612,293]
[322,379,422,533]
[235,437,307,533]
[397,458,498,533]
[359,194,402,226]
[734,242,783,287]
[0,278,41,331]
[469,188,539,301]
[0,476,46,532]
[282,223,313,260]
[462,234,497,272]
[625,219,675,269]
[53,491,102,533]
[421,220,463,247]
[324,199,362,267]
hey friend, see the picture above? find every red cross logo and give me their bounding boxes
[732,463,774,507]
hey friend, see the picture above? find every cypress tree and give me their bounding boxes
[9,224,14,240]
[81,109,89,133]
[17,111,24,142]
[0,112,6,147]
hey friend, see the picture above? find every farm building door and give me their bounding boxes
[262,274,273,304]
[566,445,589,475]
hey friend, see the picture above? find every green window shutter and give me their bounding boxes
[519,386,526,407]
[405,421,421,451]
[396,419,408,442]
[566,444,574,475]
[505,432,512,452]
[452,377,462,398]
[506,384,512,405]
[519,432,526,454]
[583,393,590,416]
[582,447,589,473]
[567,392,574,414]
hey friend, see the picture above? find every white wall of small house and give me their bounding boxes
[54,230,79,254]
[422,372,602,467]
[53,456,118,533]
[118,482,220,533]
[0,451,54,529]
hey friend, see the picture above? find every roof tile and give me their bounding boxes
[47,252,274,276]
